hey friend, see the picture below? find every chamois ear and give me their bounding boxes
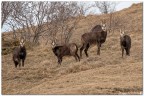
[100,19,104,25]
[103,19,106,24]
[101,19,106,24]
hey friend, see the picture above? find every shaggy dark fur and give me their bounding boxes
[120,35,131,57]
[90,25,103,33]
[13,45,26,68]
[80,29,107,58]
[52,43,80,65]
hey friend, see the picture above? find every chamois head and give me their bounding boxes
[101,19,107,31]
[51,39,58,49]
[120,29,125,37]
[20,38,25,47]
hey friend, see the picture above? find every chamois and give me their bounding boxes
[80,20,107,58]
[52,41,80,65]
[120,29,131,58]
[13,38,26,68]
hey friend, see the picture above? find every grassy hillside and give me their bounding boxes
[2,3,143,95]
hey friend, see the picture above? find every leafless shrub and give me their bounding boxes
[3,1,83,46]
[1,1,13,28]
[44,2,82,45]
[95,1,117,14]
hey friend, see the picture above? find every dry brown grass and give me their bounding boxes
[2,3,143,95]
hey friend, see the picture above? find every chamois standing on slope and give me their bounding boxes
[120,29,131,58]
[80,20,107,58]
[90,21,107,46]
[52,40,80,65]
[13,38,27,68]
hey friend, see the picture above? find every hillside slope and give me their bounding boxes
[2,3,143,95]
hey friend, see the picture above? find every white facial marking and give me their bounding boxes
[52,42,55,46]
[102,24,106,31]
[20,39,25,47]
[52,41,56,48]
[120,31,125,37]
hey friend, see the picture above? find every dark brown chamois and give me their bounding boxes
[52,41,80,65]
[90,20,107,45]
[120,29,131,58]
[13,39,27,68]
[80,20,107,58]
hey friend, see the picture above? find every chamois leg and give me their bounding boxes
[14,61,18,68]
[22,59,25,67]
[58,57,62,65]
[74,55,78,61]
[126,48,130,56]
[80,44,84,58]
[97,43,101,55]
[128,48,130,56]
[122,48,124,58]
[76,53,80,61]
[74,53,80,61]
[19,59,21,67]
[84,44,90,57]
